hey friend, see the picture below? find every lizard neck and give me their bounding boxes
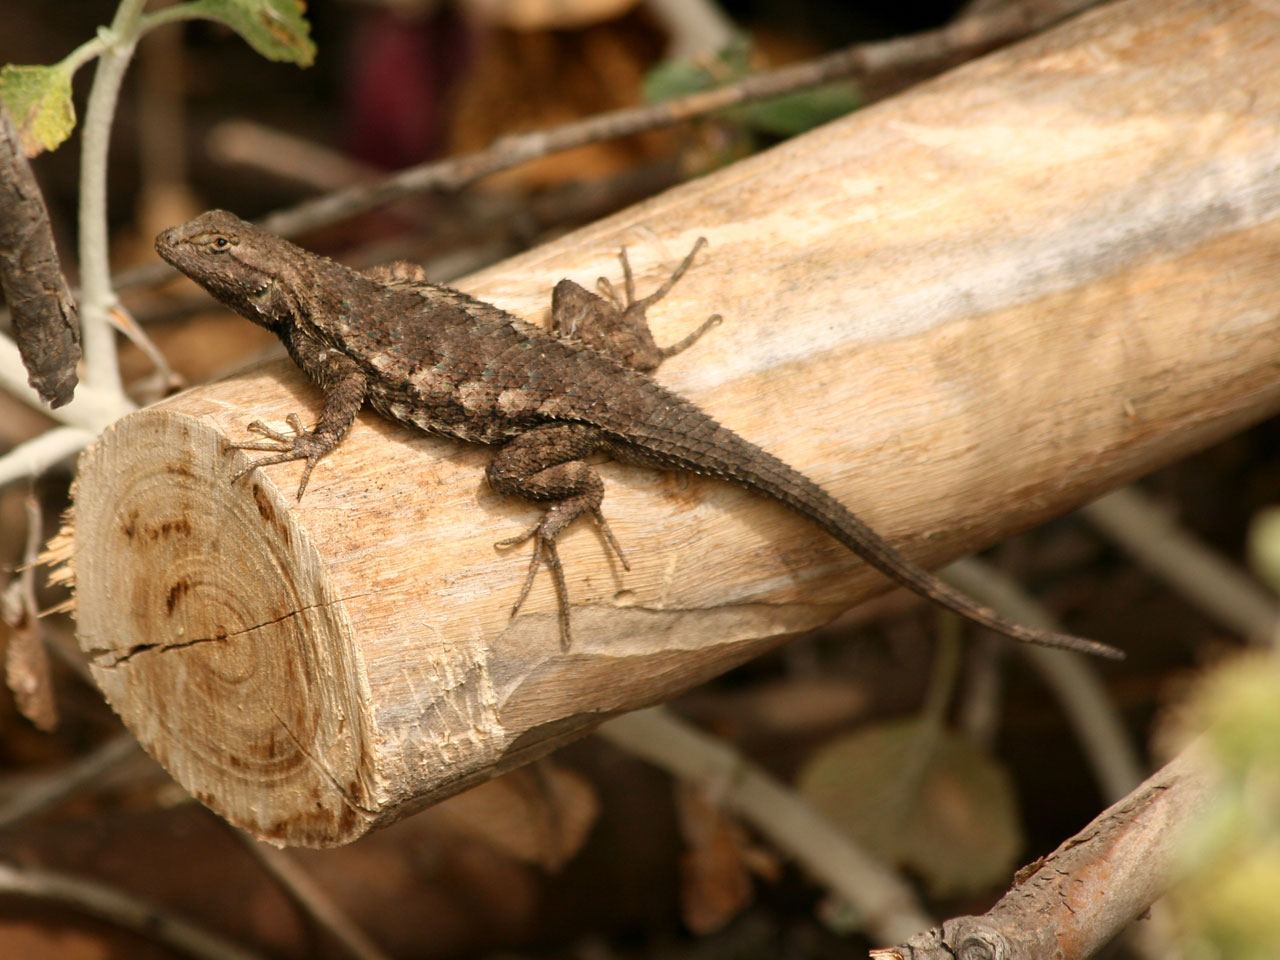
[292,266,417,356]
[265,252,374,339]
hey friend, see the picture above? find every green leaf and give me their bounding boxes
[642,35,858,140]
[642,35,753,104]
[797,718,1023,898]
[0,63,76,156]
[1247,507,1280,594]
[726,84,860,138]
[184,0,315,66]
[642,57,715,104]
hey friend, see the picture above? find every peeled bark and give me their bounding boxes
[0,104,80,407]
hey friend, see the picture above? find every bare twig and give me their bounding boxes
[955,633,1003,748]
[228,829,393,960]
[256,0,1099,238]
[108,303,183,394]
[0,860,267,960]
[207,120,383,193]
[943,558,1143,802]
[599,707,933,945]
[942,558,1179,960]
[871,741,1217,960]
[107,0,1100,295]
[1082,487,1280,645]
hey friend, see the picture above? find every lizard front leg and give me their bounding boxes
[487,423,629,648]
[230,331,368,500]
[550,238,721,372]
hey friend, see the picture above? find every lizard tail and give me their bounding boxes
[685,433,1124,660]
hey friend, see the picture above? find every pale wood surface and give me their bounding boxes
[62,0,1280,845]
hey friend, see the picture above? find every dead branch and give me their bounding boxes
[0,104,80,407]
[872,742,1216,960]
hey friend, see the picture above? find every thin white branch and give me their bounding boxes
[76,0,147,396]
[944,557,1144,802]
[1082,486,1280,645]
[0,427,97,488]
[599,707,932,944]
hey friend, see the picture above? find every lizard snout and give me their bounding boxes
[154,226,180,259]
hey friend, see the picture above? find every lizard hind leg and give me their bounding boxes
[554,237,721,373]
[487,424,626,648]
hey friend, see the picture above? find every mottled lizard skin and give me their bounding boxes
[156,210,1119,659]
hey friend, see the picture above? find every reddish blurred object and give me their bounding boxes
[343,4,474,169]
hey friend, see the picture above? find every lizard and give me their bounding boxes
[155,210,1121,660]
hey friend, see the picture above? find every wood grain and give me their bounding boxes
[63,0,1280,845]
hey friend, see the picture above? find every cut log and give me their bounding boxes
[58,0,1280,845]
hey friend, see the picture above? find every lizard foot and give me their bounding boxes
[228,413,329,500]
[495,505,631,649]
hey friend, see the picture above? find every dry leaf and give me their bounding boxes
[2,576,57,732]
[797,718,1023,898]
[675,783,753,934]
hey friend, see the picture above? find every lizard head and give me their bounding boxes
[155,210,300,327]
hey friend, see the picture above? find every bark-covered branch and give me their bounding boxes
[872,743,1215,960]
[0,103,79,407]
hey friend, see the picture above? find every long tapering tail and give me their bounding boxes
[654,423,1123,660]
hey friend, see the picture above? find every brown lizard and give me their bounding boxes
[155,210,1121,659]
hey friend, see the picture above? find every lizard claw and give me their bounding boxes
[501,531,573,650]
[236,413,306,445]
[590,508,630,571]
[494,504,630,649]
[228,413,328,500]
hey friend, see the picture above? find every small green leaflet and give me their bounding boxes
[0,64,75,156]
[642,36,858,138]
[183,0,315,65]
[0,0,312,156]
[642,35,755,104]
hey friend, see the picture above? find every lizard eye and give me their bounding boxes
[211,237,232,252]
